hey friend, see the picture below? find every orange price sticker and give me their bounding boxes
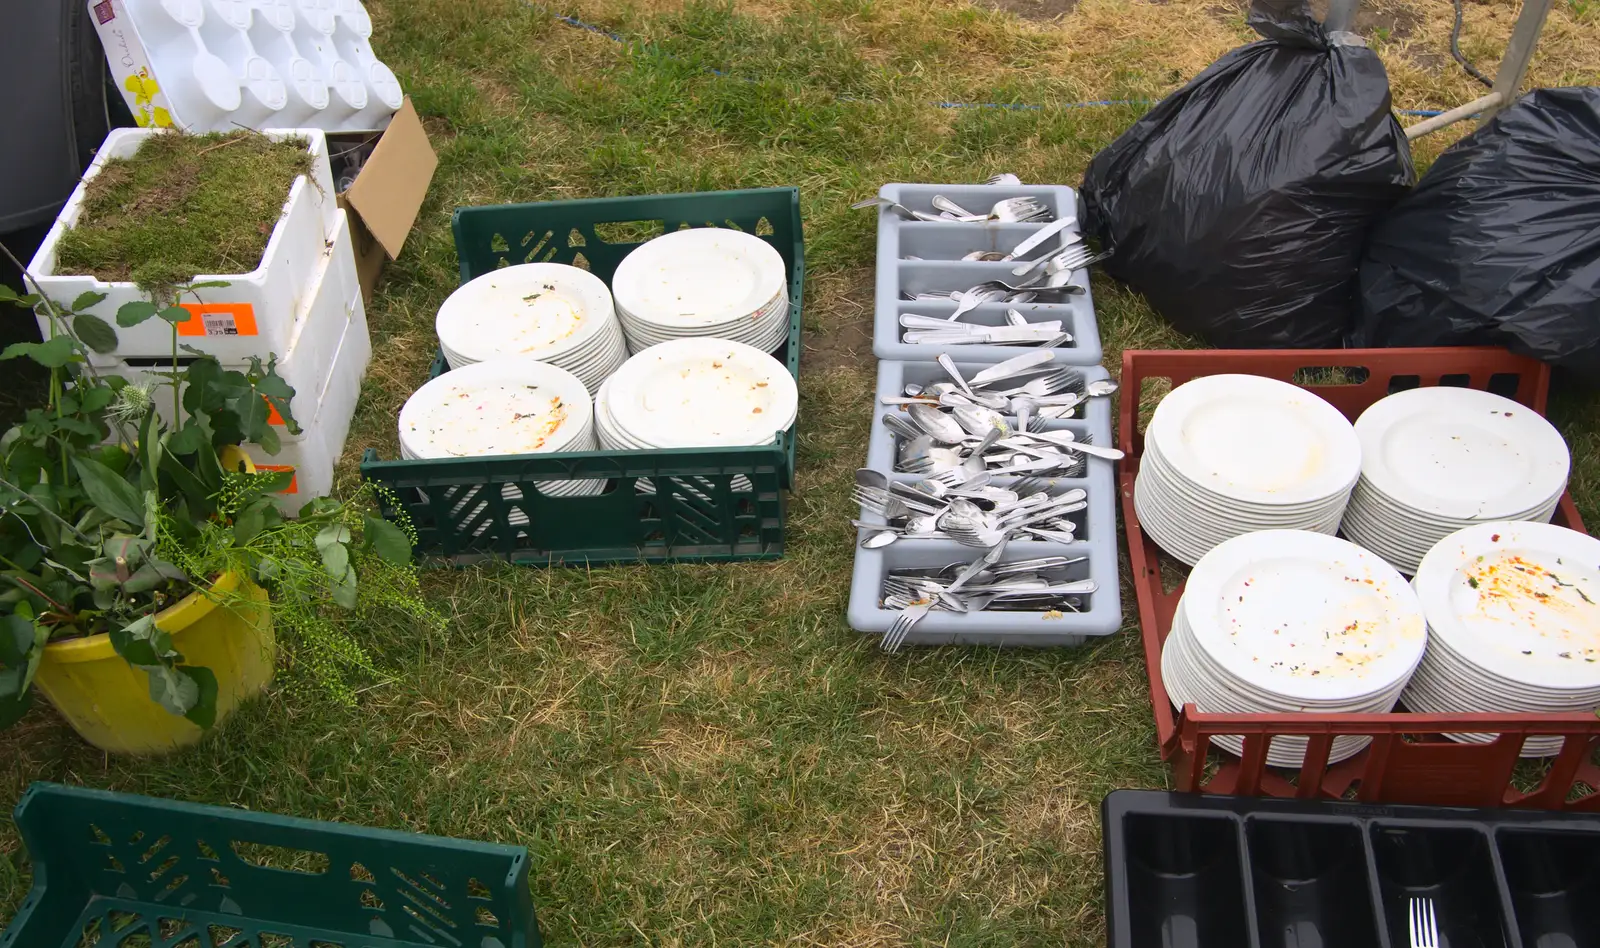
[175,302,258,337]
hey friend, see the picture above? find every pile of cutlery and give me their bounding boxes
[853,468,1091,549]
[853,193,1054,224]
[876,544,1098,651]
[878,352,1122,478]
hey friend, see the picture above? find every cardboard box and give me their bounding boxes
[331,99,438,299]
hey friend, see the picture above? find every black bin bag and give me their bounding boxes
[1080,0,1413,349]
[1356,88,1600,375]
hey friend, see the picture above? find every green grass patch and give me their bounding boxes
[6,0,1600,945]
[52,131,314,291]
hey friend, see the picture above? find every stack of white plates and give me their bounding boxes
[435,263,628,394]
[610,228,790,355]
[1134,374,1362,567]
[1402,521,1600,757]
[1341,387,1570,574]
[399,359,605,526]
[1161,530,1427,767]
[594,338,795,498]
[593,337,798,450]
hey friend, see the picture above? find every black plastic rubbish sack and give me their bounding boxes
[1080,0,1413,349]
[1355,88,1600,375]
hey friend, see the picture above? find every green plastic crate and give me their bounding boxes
[0,783,540,948]
[359,187,805,567]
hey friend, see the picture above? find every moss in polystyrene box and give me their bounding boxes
[53,131,314,293]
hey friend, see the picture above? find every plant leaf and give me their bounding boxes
[0,686,30,728]
[157,306,190,325]
[116,301,160,327]
[141,663,200,718]
[318,538,350,584]
[177,665,218,728]
[165,422,208,456]
[73,313,119,354]
[72,456,145,527]
[109,616,164,666]
[1,337,80,368]
[79,385,116,414]
[234,503,268,544]
[362,515,413,565]
[71,291,109,312]
[0,615,33,665]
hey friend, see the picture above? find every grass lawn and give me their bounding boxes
[4,0,1600,943]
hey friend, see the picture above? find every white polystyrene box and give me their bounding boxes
[238,299,369,513]
[28,126,340,365]
[97,210,366,446]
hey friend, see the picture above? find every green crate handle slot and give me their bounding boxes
[1,782,541,948]
[360,187,805,567]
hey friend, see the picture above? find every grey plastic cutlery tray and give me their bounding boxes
[871,183,1104,365]
[1103,789,1600,948]
[845,359,1121,644]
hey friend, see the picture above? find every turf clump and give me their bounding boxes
[53,131,315,294]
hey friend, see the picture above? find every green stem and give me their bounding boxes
[171,318,180,427]
[0,473,97,545]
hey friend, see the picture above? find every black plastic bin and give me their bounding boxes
[1103,790,1600,948]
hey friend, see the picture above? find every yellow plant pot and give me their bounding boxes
[34,571,276,755]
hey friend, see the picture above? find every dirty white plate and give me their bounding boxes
[1183,529,1428,704]
[1149,374,1362,506]
[603,337,797,449]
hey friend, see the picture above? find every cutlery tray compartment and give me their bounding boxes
[1124,814,1251,948]
[361,187,804,566]
[1372,823,1513,948]
[896,221,1075,261]
[1249,819,1382,948]
[1104,790,1600,948]
[846,359,1121,642]
[1497,828,1600,947]
[871,183,1105,365]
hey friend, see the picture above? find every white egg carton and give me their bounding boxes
[89,0,402,133]
[29,126,339,365]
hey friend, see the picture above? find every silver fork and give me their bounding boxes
[1409,897,1438,948]
[880,601,932,653]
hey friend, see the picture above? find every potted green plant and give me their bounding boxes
[0,276,436,754]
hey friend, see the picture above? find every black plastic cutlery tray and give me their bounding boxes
[1103,789,1600,948]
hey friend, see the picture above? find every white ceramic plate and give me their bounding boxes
[400,358,594,459]
[436,263,616,365]
[1134,475,1342,567]
[1148,374,1361,507]
[1413,521,1600,690]
[1355,387,1570,520]
[611,229,786,330]
[1183,529,1427,702]
[605,337,797,448]
[1143,445,1352,523]
[1161,609,1379,765]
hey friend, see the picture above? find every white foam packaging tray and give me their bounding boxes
[29,126,339,365]
[871,183,1105,366]
[88,0,402,133]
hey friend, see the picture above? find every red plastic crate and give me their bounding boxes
[1120,347,1600,809]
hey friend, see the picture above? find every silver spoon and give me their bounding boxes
[937,354,977,397]
[908,403,966,444]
